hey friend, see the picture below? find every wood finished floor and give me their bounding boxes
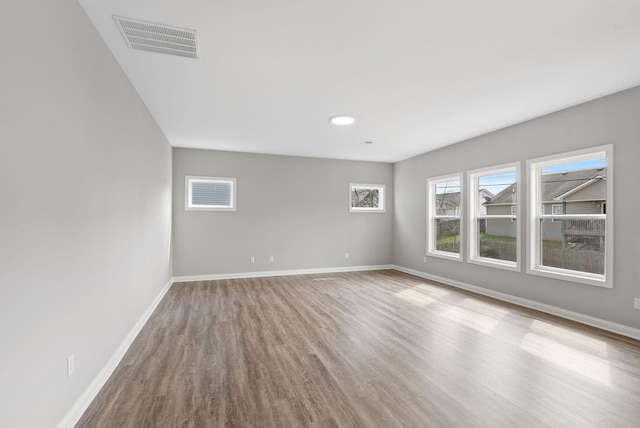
[77,270,640,427]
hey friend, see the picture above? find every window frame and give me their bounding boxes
[427,173,463,261]
[527,144,613,288]
[185,176,237,211]
[551,203,564,222]
[349,183,386,213]
[468,162,521,271]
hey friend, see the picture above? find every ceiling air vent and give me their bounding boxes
[113,16,199,59]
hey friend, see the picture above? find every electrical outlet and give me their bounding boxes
[345,252,349,259]
[269,256,274,263]
[250,256,255,264]
[67,354,75,377]
[423,256,427,263]
[634,298,640,310]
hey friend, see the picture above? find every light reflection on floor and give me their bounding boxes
[530,320,608,355]
[519,331,611,386]
[441,298,509,334]
[395,284,449,307]
[394,284,613,386]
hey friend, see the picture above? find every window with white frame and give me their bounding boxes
[551,204,564,222]
[427,174,462,260]
[185,176,236,211]
[528,145,612,288]
[350,183,385,212]
[468,164,520,270]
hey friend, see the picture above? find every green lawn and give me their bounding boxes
[437,233,516,244]
[436,235,460,244]
[542,240,563,249]
[479,234,516,243]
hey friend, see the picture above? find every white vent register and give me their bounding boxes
[114,16,199,59]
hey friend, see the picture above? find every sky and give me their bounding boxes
[434,156,606,195]
[541,157,606,174]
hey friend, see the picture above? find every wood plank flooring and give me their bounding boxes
[77,270,640,427]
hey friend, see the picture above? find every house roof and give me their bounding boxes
[485,168,606,205]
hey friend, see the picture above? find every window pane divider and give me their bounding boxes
[539,214,605,220]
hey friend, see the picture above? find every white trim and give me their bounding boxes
[468,256,521,272]
[349,183,386,212]
[172,264,394,283]
[468,162,520,271]
[57,279,174,428]
[427,173,463,261]
[551,203,563,222]
[427,249,463,262]
[541,214,605,220]
[527,144,613,288]
[392,265,640,341]
[185,176,237,211]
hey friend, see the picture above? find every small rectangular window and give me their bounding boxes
[551,204,564,222]
[185,176,236,211]
[427,174,462,261]
[468,163,520,271]
[350,183,385,212]
[527,145,612,288]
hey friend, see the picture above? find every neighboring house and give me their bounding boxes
[485,168,606,247]
[436,191,461,216]
[436,189,494,236]
[436,189,493,216]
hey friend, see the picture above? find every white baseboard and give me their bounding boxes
[59,265,391,426]
[57,278,174,428]
[392,265,640,342]
[59,264,637,427]
[172,264,394,283]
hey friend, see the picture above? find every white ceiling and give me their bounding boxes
[80,0,640,163]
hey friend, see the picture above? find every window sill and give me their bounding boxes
[469,257,520,272]
[427,251,462,262]
[527,265,611,288]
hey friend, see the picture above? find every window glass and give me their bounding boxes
[350,184,385,212]
[469,165,519,270]
[528,145,611,287]
[427,175,462,260]
[186,176,236,211]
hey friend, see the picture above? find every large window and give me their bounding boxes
[527,145,612,287]
[427,174,462,260]
[468,163,520,271]
[185,176,236,211]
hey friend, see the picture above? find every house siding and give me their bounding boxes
[486,218,518,237]
[485,205,517,237]
[566,201,602,214]
[564,179,606,202]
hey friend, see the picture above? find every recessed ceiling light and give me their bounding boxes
[364,141,374,144]
[330,116,355,125]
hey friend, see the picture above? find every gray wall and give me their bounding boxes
[394,85,640,329]
[173,149,393,276]
[0,1,172,427]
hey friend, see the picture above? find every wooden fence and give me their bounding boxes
[479,241,517,262]
[436,235,604,274]
[542,247,604,274]
[476,242,604,274]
